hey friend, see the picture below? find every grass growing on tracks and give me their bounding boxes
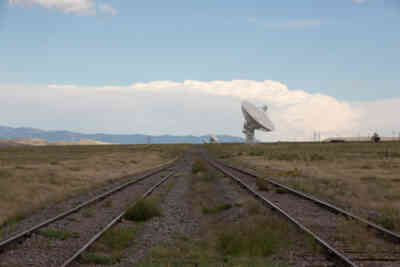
[80,224,139,265]
[207,142,400,231]
[192,159,207,174]
[39,230,80,240]
[216,217,288,257]
[0,144,185,228]
[124,199,162,222]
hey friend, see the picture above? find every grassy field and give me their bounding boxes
[206,142,400,231]
[0,144,186,227]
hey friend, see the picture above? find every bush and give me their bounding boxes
[124,199,161,222]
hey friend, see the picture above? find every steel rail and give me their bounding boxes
[205,158,358,267]
[60,170,177,267]
[0,159,178,251]
[216,159,400,243]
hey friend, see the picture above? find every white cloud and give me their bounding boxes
[0,80,398,141]
[98,3,116,15]
[8,0,117,15]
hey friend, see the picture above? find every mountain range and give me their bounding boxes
[0,126,244,144]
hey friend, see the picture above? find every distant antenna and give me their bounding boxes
[209,135,219,143]
[241,101,274,143]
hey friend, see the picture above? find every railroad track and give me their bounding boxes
[0,159,180,267]
[205,157,400,267]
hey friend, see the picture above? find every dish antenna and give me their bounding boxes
[209,135,219,143]
[241,101,275,143]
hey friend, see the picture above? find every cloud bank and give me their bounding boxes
[0,80,398,141]
[8,0,116,15]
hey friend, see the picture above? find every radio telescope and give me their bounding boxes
[241,101,275,143]
[210,135,219,143]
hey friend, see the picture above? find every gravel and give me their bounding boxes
[0,163,179,267]
[217,160,400,267]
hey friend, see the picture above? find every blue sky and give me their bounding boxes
[0,0,399,140]
[1,0,399,100]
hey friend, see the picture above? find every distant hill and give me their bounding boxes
[0,126,245,144]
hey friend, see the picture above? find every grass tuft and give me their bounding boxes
[124,199,161,222]
[40,230,80,240]
[202,203,232,214]
[79,253,117,265]
[192,160,207,174]
[216,217,288,257]
[256,178,270,191]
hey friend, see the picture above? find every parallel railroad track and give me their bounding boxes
[205,157,400,267]
[0,159,180,267]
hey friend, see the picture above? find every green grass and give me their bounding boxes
[192,160,207,174]
[39,230,80,240]
[216,217,289,257]
[81,225,138,265]
[124,199,161,222]
[202,203,233,214]
[79,253,117,265]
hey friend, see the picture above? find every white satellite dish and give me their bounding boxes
[241,101,274,143]
[209,135,219,143]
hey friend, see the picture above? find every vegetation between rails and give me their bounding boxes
[206,142,400,231]
[124,198,162,222]
[80,224,139,265]
[135,157,308,266]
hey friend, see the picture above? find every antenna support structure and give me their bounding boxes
[241,101,275,144]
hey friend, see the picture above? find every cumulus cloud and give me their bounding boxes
[8,0,117,15]
[98,3,116,15]
[0,80,398,141]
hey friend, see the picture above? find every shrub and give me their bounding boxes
[124,199,161,221]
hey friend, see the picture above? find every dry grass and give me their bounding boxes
[207,142,400,231]
[0,144,184,226]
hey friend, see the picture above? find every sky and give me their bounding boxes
[0,0,399,141]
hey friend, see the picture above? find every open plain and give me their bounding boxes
[1,143,400,266]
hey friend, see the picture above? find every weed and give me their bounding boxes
[82,208,95,217]
[79,253,117,265]
[40,230,80,240]
[103,200,113,208]
[192,160,207,174]
[275,188,289,194]
[256,178,270,191]
[124,199,161,222]
[100,226,137,251]
[202,203,232,214]
[216,217,288,257]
